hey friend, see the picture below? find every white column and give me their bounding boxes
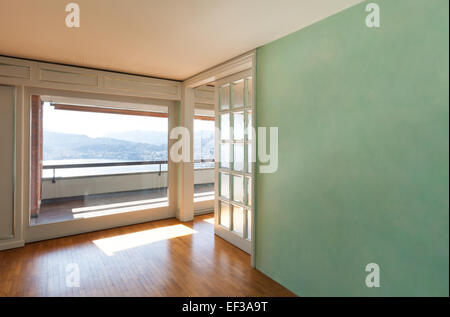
[176,85,195,221]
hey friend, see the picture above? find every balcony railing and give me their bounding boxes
[43,159,215,183]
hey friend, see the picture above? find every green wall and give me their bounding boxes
[255,0,449,296]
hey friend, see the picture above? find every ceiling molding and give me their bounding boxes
[184,51,255,88]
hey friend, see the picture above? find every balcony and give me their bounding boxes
[32,160,214,225]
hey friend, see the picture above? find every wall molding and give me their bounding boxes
[0,56,181,100]
[183,50,255,88]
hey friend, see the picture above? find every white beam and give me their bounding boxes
[176,85,195,221]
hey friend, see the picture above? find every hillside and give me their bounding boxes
[105,130,167,145]
[43,131,168,161]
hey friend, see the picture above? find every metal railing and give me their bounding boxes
[43,159,214,183]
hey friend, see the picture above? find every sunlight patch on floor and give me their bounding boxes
[203,217,215,224]
[93,224,197,256]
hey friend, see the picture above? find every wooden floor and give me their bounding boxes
[0,214,295,297]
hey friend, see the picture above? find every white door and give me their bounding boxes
[214,70,254,254]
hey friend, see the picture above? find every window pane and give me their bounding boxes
[246,77,253,108]
[231,80,244,109]
[220,113,230,140]
[247,209,252,240]
[233,143,244,172]
[246,110,252,141]
[247,143,252,173]
[246,177,252,207]
[233,112,244,141]
[232,206,244,237]
[220,201,230,229]
[220,143,230,168]
[194,119,215,168]
[233,175,243,203]
[220,173,229,199]
[194,118,214,198]
[220,85,230,110]
[37,101,169,225]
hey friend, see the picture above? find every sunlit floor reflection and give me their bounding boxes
[72,197,168,213]
[203,217,215,224]
[93,224,198,256]
[71,197,168,219]
[32,188,171,225]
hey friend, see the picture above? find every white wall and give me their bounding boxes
[194,168,215,185]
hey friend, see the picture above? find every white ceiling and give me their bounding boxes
[0,0,361,81]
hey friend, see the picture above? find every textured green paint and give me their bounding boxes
[255,0,449,296]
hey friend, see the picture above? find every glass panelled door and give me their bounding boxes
[214,70,253,254]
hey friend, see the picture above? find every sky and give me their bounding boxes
[43,102,214,138]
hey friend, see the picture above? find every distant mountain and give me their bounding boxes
[43,131,167,161]
[105,130,167,145]
[43,130,214,162]
[106,129,215,159]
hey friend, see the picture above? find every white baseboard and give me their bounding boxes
[0,239,25,251]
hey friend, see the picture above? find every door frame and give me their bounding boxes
[183,50,256,267]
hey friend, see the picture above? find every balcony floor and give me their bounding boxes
[31,183,214,225]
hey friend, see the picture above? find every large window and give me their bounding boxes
[30,97,169,225]
[42,102,168,178]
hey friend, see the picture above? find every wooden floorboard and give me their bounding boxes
[0,214,295,297]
